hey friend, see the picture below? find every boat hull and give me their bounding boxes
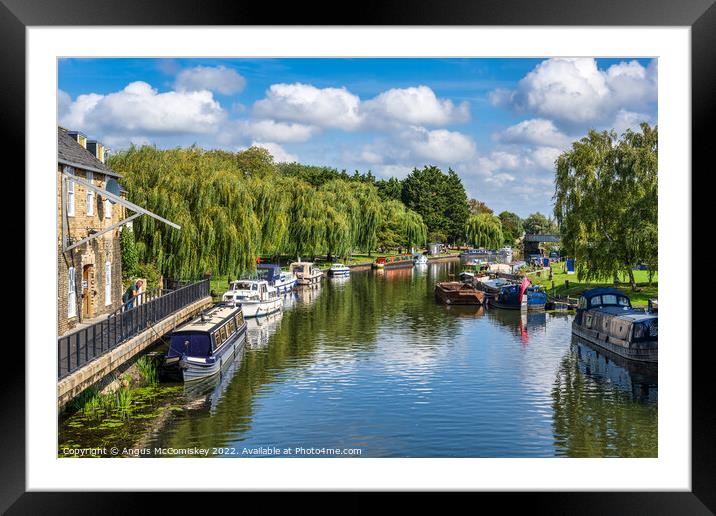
[296,274,323,285]
[274,278,297,293]
[163,325,247,382]
[240,298,282,318]
[572,323,657,363]
[328,269,350,276]
[435,282,486,305]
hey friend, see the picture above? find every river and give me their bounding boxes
[59,260,657,458]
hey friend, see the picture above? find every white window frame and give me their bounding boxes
[105,261,112,306]
[86,171,94,216]
[68,267,77,318]
[104,197,112,219]
[65,166,75,217]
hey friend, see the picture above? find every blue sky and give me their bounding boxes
[58,58,657,217]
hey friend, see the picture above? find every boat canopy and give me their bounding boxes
[578,288,632,310]
[257,264,281,281]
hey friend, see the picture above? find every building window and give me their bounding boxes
[65,166,75,217]
[86,171,94,216]
[104,197,112,219]
[68,267,77,318]
[105,261,112,306]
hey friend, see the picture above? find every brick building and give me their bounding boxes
[57,127,125,335]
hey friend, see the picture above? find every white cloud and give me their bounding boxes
[59,81,225,136]
[613,109,652,135]
[243,119,318,143]
[250,141,298,163]
[374,164,414,179]
[528,146,563,171]
[363,85,470,126]
[253,83,362,130]
[498,118,571,147]
[402,126,477,163]
[490,58,657,127]
[174,65,246,95]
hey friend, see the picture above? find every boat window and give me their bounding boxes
[590,295,602,307]
[618,296,630,306]
[233,281,254,291]
[227,318,236,335]
[578,297,587,309]
[602,294,617,305]
[235,313,244,327]
[169,333,212,357]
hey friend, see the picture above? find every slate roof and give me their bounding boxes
[58,127,121,178]
[523,234,560,242]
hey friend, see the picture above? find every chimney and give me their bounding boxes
[86,140,105,163]
[67,130,87,149]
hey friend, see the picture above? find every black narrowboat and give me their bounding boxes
[572,288,657,363]
[162,304,247,381]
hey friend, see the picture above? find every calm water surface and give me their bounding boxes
[61,261,657,457]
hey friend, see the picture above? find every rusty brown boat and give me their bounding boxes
[435,282,486,305]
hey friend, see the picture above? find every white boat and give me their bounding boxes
[413,254,428,265]
[289,261,323,286]
[328,263,350,276]
[256,263,297,293]
[222,279,282,318]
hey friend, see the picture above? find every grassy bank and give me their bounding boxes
[528,261,658,306]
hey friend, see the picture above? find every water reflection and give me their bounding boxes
[551,335,658,457]
[61,259,657,457]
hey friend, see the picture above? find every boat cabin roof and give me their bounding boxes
[174,304,243,334]
[331,263,346,267]
[257,263,281,272]
[578,288,632,309]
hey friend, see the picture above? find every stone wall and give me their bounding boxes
[57,164,125,335]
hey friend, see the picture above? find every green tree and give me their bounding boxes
[401,165,469,244]
[498,211,524,245]
[465,213,504,249]
[119,226,139,279]
[468,199,493,215]
[554,123,658,289]
[523,212,557,235]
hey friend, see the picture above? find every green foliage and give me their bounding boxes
[523,212,558,235]
[401,166,470,244]
[120,227,138,279]
[134,262,161,290]
[554,123,658,289]
[498,211,524,245]
[136,356,159,387]
[465,213,504,249]
[469,199,493,215]
[109,147,427,274]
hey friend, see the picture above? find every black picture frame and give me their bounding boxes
[6,0,710,512]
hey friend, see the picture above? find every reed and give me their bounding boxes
[136,356,159,386]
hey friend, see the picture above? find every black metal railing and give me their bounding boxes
[58,279,210,379]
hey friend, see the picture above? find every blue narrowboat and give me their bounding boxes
[489,280,546,310]
[572,288,657,363]
[162,304,247,382]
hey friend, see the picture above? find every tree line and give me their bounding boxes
[109,146,428,279]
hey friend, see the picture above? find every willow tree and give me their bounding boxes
[554,123,657,289]
[109,146,261,279]
[352,182,383,254]
[286,180,327,260]
[465,213,504,249]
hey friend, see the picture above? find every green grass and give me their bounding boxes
[528,261,658,306]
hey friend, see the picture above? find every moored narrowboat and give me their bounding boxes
[571,288,657,363]
[162,304,247,382]
[373,255,415,269]
[435,281,486,305]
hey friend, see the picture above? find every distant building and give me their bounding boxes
[57,127,124,335]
